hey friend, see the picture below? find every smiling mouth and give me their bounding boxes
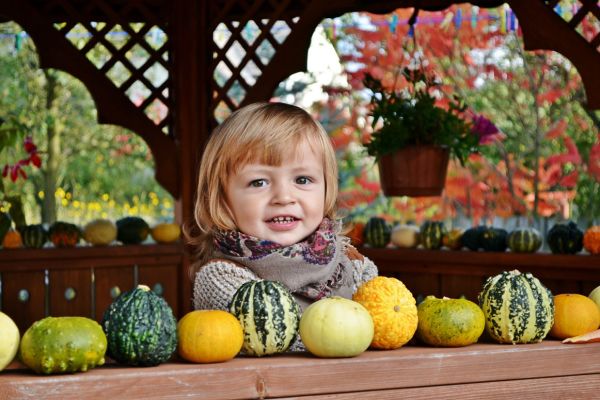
[268,216,298,224]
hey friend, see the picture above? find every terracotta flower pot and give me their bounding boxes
[377,145,450,197]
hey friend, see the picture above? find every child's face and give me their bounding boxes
[225,141,326,246]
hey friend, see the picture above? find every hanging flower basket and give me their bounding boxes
[378,145,450,197]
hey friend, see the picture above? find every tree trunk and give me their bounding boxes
[41,70,59,224]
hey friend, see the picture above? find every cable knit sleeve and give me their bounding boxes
[345,244,379,294]
[192,259,259,311]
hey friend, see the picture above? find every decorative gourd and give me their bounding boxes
[0,211,11,244]
[2,229,22,248]
[229,280,300,357]
[416,296,485,347]
[299,297,374,358]
[460,226,486,251]
[442,228,464,250]
[478,270,554,344]
[507,227,542,253]
[363,217,391,248]
[550,293,600,339]
[48,221,81,247]
[19,316,106,374]
[547,221,583,254]
[151,222,181,243]
[583,226,600,255]
[177,310,243,363]
[480,227,508,252]
[391,224,420,248]
[102,284,177,366]
[589,285,600,311]
[0,312,20,371]
[347,222,365,246]
[19,224,48,249]
[352,276,418,349]
[116,216,150,244]
[83,219,117,246]
[419,221,446,250]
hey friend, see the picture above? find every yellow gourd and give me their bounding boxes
[2,229,22,248]
[151,223,181,244]
[177,310,243,363]
[583,226,600,255]
[352,276,418,349]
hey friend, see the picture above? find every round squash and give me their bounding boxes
[0,312,20,371]
[419,221,446,250]
[550,294,600,339]
[583,226,600,255]
[178,310,243,363]
[83,219,117,246]
[20,316,106,374]
[19,224,48,249]
[299,297,374,358]
[352,276,418,349]
[2,229,22,248]
[151,222,181,244]
[480,227,508,252]
[391,225,420,248]
[547,221,583,254]
[478,270,554,344]
[229,280,300,357]
[416,296,484,347]
[363,217,391,248]
[461,226,487,251]
[507,227,542,253]
[102,284,177,366]
[116,216,150,244]
[347,222,365,247]
[442,228,463,250]
[48,221,81,247]
[589,285,600,311]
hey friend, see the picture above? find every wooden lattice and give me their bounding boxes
[209,0,311,125]
[42,0,173,135]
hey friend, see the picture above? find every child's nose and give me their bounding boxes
[271,181,296,205]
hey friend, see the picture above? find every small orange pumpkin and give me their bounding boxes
[177,310,243,363]
[347,222,365,246]
[583,226,600,255]
[2,229,23,249]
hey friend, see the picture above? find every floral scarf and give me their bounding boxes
[213,218,353,307]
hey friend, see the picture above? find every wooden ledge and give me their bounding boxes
[2,341,600,399]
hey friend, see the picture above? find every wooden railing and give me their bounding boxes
[2,245,599,332]
[0,244,188,332]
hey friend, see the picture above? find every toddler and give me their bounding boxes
[189,102,378,313]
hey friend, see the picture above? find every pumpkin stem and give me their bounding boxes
[137,284,151,291]
[393,305,401,312]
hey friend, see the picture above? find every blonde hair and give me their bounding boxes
[187,102,339,276]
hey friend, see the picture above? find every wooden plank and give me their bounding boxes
[1,270,46,332]
[93,266,134,321]
[1,341,599,399]
[280,374,600,399]
[138,264,179,316]
[49,269,92,318]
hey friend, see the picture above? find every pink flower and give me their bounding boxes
[471,115,500,145]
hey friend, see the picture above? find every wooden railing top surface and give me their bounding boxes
[2,341,599,399]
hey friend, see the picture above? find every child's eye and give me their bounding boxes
[296,176,313,185]
[249,179,267,187]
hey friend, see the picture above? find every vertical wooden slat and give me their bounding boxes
[94,266,134,321]
[138,265,179,316]
[49,269,93,318]
[2,270,46,333]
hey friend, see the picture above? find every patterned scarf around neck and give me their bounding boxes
[213,218,353,303]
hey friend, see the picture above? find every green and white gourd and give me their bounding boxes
[420,221,446,250]
[478,270,554,344]
[507,228,542,253]
[229,280,300,357]
[20,224,48,248]
[363,217,391,248]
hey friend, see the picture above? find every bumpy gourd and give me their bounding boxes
[48,221,81,247]
[352,276,418,349]
[417,296,484,347]
[478,270,554,344]
[547,221,583,254]
[19,316,106,374]
[583,226,600,255]
[299,297,373,358]
[102,284,177,366]
[229,280,300,356]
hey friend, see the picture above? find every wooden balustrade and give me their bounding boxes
[0,244,187,332]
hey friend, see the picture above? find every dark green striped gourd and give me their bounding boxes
[102,284,177,366]
[478,270,554,344]
[507,228,542,253]
[419,221,446,250]
[546,221,583,254]
[0,212,11,243]
[20,224,48,249]
[229,280,300,357]
[363,217,391,248]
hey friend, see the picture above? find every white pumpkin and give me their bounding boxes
[391,225,420,248]
[0,312,20,371]
[299,297,373,358]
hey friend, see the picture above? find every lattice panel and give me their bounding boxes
[545,0,600,49]
[210,0,310,123]
[40,0,172,135]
